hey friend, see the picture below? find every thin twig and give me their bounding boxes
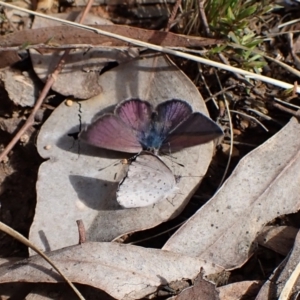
[218,52,251,84]
[204,84,237,102]
[245,107,283,125]
[217,98,233,190]
[230,109,269,132]
[128,221,186,245]
[198,63,219,109]
[165,0,182,31]
[76,220,86,244]
[0,0,93,162]
[272,102,300,118]
[214,70,233,191]
[273,97,300,110]
[198,0,211,37]
[223,140,257,148]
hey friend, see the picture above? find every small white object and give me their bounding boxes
[117,152,177,208]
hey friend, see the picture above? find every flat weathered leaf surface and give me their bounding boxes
[163,117,300,269]
[30,54,214,252]
[0,242,223,300]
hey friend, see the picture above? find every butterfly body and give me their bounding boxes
[80,98,223,154]
[138,120,167,152]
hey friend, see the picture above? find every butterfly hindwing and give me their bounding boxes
[117,152,176,208]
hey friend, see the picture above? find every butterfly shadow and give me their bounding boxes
[69,175,124,211]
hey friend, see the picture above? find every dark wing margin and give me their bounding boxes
[161,112,223,152]
[79,114,143,153]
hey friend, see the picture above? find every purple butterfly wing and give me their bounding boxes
[161,112,223,152]
[116,99,153,132]
[79,114,143,153]
[155,99,193,136]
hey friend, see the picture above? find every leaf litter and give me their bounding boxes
[1,1,300,299]
[0,242,223,300]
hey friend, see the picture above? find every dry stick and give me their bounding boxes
[198,63,219,109]
[165,0,182,32]
[230,109,269,132]
[198,0,211,37]
[76,219,86,244]
[0,0,93,163]
[214,70,233,191]
[273,97,300,110]
[272,102,300,118]
[204,84,237,102]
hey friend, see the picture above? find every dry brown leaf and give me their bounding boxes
[218,281,262,300]
[0,68,42,107]
[0,242,223,300]
[172,270,220,300]
[257,226,298,256]
[0,25,221,49]
[0,51,20,68]
[163,117,300,269]
[29,54,215,253]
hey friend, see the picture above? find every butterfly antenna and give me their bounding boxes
[98,159,124,171]
[161,152,184,167]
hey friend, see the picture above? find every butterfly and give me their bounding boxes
[80,98,223,154]
[116,152,178,208]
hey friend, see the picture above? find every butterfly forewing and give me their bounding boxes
[161,112,223,152]
[117,152,176,208]
[116,99,153,132]
[155,99,193,137]
[80,114,143,153]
